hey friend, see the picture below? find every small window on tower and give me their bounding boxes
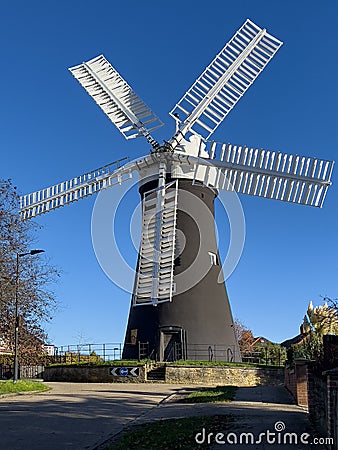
[130,329,138,345]
[208,251,218,265]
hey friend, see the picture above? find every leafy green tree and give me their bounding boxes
[259,343,287,366]
[290,331,323,361]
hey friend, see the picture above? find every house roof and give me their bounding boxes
[280,333,308,348]
[251,336,273,347]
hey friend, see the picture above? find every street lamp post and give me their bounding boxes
[113,347,119,360]
[13,249,45,383]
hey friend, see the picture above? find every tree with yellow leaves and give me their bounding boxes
[305,301,338,335]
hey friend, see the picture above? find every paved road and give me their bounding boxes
[0,382,185,450]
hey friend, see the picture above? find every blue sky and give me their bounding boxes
[1,1,337,347]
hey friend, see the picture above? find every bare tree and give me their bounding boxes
[0,179,60,363]
[323,296,338,311]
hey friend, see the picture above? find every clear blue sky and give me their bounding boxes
[1,1,337,347]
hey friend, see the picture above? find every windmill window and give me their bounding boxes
[208,251,219,265]
[130,329,138,345]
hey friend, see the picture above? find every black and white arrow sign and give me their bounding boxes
[129,367,139,377]
[110,367,140,377]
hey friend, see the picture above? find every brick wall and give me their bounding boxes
[307,363,327,437]
[285,359,308,407]
[284,363,296,399]
[284,336,338,447]
[324,369,338,447]
[295,360,308,407]
[285,359,338,447]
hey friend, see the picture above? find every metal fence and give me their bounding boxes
[0,364,44,379]
[20,365,44,379]
[183,344,284,365]
[53,342,285,366]
[55,343,123,363]
[0,364,13,379]
[186,344,238,362]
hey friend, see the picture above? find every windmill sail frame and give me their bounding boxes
[20,157,131,220]
[182,143,334,207]
[170,19,282,142]
[69,55,163,147]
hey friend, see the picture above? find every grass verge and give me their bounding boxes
[49,359,147,368]
[49,359,283,369]
[0,380,50,395]
[109,415,234,450]
[180,385,237,403]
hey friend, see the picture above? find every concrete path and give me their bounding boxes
[125,385,324,449]
[211,386,324,449]
[0,382,186,450]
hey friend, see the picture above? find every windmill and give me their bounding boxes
[20,19,334,362]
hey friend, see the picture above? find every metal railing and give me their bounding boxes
[185,344,237,362]
[0,364,13,379]
[20,365,44,379]
[51,342,285,366]
[0,364,44,380]
[55,343,123,363]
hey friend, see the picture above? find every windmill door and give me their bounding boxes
[159,327,186,362]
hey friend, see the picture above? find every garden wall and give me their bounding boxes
[165,365,284,385]
[284,336,338,448]
[44,365,147,382]
[307,365,327,438]
[44,363,284,386]
[284,359,308,407]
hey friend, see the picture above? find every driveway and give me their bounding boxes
[0,382,185,449]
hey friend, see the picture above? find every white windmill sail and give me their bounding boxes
[189,143,334,207]
[133,180,178,306]
[69,55,163,147]
[20,158,132,220]
[169,19,282,142]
